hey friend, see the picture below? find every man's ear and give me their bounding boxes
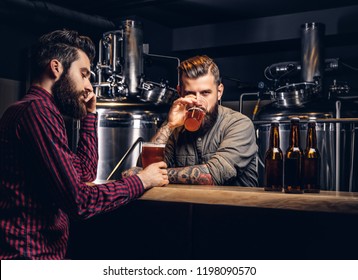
[217,83,224,101]
[49,59,63,80]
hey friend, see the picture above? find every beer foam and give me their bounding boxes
[142,142,165,148]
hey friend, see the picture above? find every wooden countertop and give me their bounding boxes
[139,184,358,215]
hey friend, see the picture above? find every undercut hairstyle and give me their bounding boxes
[30,29,96,81]
[178,55,221,86]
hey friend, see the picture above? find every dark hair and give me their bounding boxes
[31,29,96,80]
[178,55,221,86]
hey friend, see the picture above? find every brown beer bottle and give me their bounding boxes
[284,118,303,194]
[264,120,283,192]
[302,120,321,193]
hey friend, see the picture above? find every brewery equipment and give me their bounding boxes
[96,103,167,181]
[255,22,358,191]
[92,20,178,181]
[93,19,178,103]
[257,103,335,190]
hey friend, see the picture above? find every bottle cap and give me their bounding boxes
[290,117,300,124]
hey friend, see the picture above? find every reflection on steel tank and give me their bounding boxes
[96,103,167,181]
[256,103,335,190]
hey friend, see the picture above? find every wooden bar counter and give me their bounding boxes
[68,185,358,260]
[140,184,358,215]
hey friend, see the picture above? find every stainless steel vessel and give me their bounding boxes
[267,22,324,108]
[96,102,167,181]
[301,22,324,85]
[254,22,358,191]
[256,101,335,190]
[94,20,144,100]
[91,20,176,182]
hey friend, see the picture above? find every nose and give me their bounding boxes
[195,92,201,99]
[85,78,93,93]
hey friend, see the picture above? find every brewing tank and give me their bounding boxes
[96,102,167,181]
[301,22,324,85]
[121,20,143,97]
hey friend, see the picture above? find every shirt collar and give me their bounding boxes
[27,85,55,104]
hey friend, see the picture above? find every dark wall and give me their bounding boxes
[171,5,358,102]
[1,5,358,105]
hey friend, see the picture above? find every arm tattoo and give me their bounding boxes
[168,164,214,185]
[121,166,142,178]
[151,122,173,144]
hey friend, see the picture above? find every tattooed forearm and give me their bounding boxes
[151,122,173,144]
[168,164,214,185]
[122,166,142,178]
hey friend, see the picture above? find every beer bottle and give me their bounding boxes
[284,117,303,194]
[264,120,283,192]
[302,120,321,193]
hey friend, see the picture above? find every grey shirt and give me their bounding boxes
[165,105,258,186]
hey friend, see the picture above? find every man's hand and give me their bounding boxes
[137,161,169,189]
[84,91,96,113]
[167,95,200,129]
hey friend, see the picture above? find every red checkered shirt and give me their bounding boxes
[0,85,144,259]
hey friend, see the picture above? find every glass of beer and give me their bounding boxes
[184,96,208,132]
[141,142,166,168]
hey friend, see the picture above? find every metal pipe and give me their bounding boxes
[106,137,144,180]
[301,22,325,84]
[335,101,341,192]
[96,39,103,97]
[112,33,118,73]
[348,125,357,192]
[145,53,181,87]
[239,92,259,113]
[121,20,143,97]
[252,117,358,125]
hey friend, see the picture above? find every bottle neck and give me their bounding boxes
[269,124,280,148]
[306,124,317,148]
[289,123,300,147]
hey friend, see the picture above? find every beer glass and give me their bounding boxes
[184,96,208,132]
[141,142,165,168]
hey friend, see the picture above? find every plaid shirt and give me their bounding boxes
[0,86,144,259]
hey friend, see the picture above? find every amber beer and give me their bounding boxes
[141,143,165,168]
[302,120,321,193]
[264,120,283,192]
[284,118,303,194]
[184,107,206,132]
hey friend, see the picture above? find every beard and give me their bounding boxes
[52,73,87,120]
[199,102,219,135]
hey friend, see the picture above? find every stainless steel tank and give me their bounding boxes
[336,100,358,192]
[95,19,144,100]
[96,102,167,181]
[256,101,336,190]
[121,20,143,97]
[256,21,358,191]
[301,22,324,85]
